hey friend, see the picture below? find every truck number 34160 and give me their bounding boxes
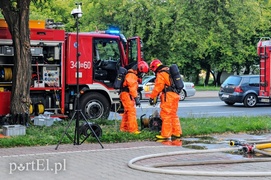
[70,61,91,69]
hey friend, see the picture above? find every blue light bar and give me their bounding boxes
[106,29,120,34]
[105,26,120,35]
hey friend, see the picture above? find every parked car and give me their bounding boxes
[138,75,196,101]
[218,75,260,107]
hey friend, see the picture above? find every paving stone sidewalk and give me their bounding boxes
[0,133,271,180]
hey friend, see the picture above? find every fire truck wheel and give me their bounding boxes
[80,92,110,120]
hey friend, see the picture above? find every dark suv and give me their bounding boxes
[218,75,259,107]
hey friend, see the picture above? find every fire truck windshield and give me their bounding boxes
[93,38,120,63]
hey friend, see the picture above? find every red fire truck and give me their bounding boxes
[0,19,143,120]
[257,37,271,103]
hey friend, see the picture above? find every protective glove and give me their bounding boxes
[149,97,158,106]
[149,98,155,106]
[134,97,141,107]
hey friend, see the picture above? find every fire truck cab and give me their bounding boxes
[0,19,143,120]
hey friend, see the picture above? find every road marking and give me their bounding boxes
[0,145,172,158]
[191,111,244,115]
[178,102,224,107]
[140,102,223,108]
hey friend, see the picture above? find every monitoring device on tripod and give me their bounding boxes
[55,2,103,150]
[71,2,83,18]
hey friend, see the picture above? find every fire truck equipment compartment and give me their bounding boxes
[0,91,11,115]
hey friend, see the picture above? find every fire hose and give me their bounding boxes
[229,140,271,156]
[128,140,271,177]
[0,67,12,81]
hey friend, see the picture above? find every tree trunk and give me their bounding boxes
[216,71,223,86]
[204,65,211,86]
[194,69,200,85]
[210,70,216,86]
[1,0,32,124]
[244,63,250,74]
[204,69,210,86]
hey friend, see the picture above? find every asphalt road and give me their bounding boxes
[108,91,271,120]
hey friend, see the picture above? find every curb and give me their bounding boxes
[193,91,218,98]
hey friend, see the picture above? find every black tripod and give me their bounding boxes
[55,3,103,150]
[55,94,104,150]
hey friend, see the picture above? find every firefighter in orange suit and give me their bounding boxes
[149,59,182,140]
[120,61,149,134]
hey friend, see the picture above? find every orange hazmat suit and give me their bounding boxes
[149,66,182,138]
[119,69,139,133]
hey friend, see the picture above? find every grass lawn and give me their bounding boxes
[0,115,270,148]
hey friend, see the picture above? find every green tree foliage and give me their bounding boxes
[3,0,271,86]
[29,0,75,31]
